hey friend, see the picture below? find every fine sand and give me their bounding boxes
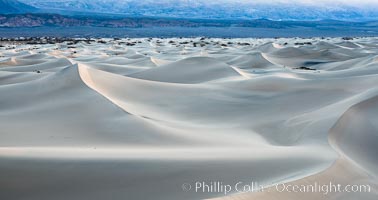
[0,37,377,200]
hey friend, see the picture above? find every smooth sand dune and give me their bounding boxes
[0,70,47,85]
[217,92,378,200]
[0,57,73,72]
[78,62,149,75]
[329,94,378,177]
[0,37,377,200]
[130,57,241,83]
[214,158,378,200]
[226,52,277,69]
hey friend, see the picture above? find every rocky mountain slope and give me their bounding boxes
[0,0,36,14]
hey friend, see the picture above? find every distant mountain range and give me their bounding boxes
[0,0,36,14]
[17,0,378,21]
[1,13,378,29]
[1,0,378,31]
[1,0,378,21]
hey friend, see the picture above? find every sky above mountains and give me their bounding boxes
[17,0,378,21]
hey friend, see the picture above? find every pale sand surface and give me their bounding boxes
[0,37,377,200]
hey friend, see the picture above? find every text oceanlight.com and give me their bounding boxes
[181,181,371,195]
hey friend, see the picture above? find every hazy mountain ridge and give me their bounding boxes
[0,0,36,14]
[19,0,378,21]
[1,13,376,28]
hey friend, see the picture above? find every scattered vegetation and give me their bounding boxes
[294,66,317,71]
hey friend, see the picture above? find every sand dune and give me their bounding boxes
[0,37,377,200]
[129,57,241,83]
